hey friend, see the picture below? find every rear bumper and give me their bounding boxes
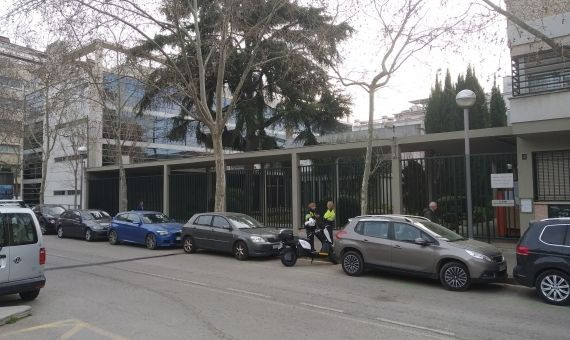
[250,242,281,257]
[513,265,534,287]
[0,275,46,296]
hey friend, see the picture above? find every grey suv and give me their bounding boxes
[334,215,507,291]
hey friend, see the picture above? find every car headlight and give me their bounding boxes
[465,250,492,262]
[156,230,169,236]
[250,236,266,243]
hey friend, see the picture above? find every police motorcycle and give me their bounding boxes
[278,217,337,267]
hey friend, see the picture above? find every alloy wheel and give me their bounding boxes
[85,229,92,242]
[40,223,47,235]
[183,237,194,253]
[343,254,360,274]
[540,274,570,303]
[444,266,468,289]
[234,241,248,260]
[146,234,157,250]
[57,226,64,238]
[109,230,118,245]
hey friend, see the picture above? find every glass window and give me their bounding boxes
[3,213,38,246]
[414,220,464,242]
[194,215,212,226]
[565,226,570,246]
[212,216,230,229]
[226,215,264,229]
[0,224,6,247]
[394,223,422,243]
[43,206,66,215]
[128,214,141,224]
[141,213,169,224]
[541,225,567,246]
[355,221,389,239]
[116,213,128,222]
[82,211,111,220]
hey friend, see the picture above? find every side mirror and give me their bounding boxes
[414,238,429,246]
[225,225,233,231]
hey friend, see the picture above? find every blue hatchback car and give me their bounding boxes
[109,211,183,249]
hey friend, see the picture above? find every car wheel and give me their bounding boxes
[280,248,297,267]
[342,251,364,276]
[440,262,471,291]
[183,236,196,254]
[85,229,93,242]
[19,289,40,301]
[146,234,157,250]
[108,230,119,245]
[536,270,570,306]
[40,222,47,235]
[233,241,249,261]
[57,226,64,238]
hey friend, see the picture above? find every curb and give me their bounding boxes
[0,306,32,326]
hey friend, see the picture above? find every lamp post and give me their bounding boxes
[78,146,88,209]
[456,90,476,239]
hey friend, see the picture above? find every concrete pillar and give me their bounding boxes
[291,153,301,235]
[391,144,403,214]
[82,171,90,209]
[516,136,533,234]
[163,165,170,215]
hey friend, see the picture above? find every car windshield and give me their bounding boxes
[414,220,465,241]
[82,211,110,220]
[141,213,170,224]
[43,206,65,215]
[227,215,264,229]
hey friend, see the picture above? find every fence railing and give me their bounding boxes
[512,50,570,97]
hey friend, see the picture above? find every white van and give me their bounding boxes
[0,206,46,301]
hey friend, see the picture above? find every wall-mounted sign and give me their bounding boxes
[492,199,515,207]
[491,173,514,188]
[520,199,533,213]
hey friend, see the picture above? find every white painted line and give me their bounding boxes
[375,317,455,337]
[227,288,272,299]
[300,302,344,314]
[120,268,208,287]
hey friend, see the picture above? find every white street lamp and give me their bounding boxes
[456,90,476,239]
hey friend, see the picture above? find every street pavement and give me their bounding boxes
[0,236,568,340]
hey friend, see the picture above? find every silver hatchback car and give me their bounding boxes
[334,215,507,291]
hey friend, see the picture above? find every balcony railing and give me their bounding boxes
[512,49,570,97]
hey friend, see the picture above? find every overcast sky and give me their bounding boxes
[0,0,511,123]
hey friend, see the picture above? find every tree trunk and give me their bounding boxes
[212,130,226,212]
[117,143,128,212]
[360,90,375,215]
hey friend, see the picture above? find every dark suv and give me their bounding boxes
[514,218,570,305]
[32,205,67,234]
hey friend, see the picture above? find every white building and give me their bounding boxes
[352,99,427,133]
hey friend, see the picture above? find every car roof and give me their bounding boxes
[195,212,250,218]
[121,210,162,215]
[352,214,428,223]
[0,207,35,214]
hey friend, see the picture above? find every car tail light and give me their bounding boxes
[39,248,46,265]
[516,245,530,256]
[335,230,347,240]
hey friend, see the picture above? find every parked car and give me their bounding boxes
[108,211,182,249]
[0,205,46,301]
[334,215,507,291]
[56,209,112,241]
[182,213,281,260]
[514,218,570,305]
[32,205,67,235]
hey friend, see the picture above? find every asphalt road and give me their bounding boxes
[0,236,568,340]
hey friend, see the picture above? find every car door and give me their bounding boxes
[0,215,9,284]
[127,213,145,244]
[7,212,42,282]
[58,211,69,233]
[391,222,437,274]
[113,213,130,241]
[191,215,213,249]
[68,211,82,238]
[210,216,234,252]
[354,220,392,267]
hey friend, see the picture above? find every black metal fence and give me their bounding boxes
[533,150,570,201]
[511,50,570,97]
[88,177,119,216]
[401,153,518,240]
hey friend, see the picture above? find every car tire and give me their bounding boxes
[280,248,297,267]
[85,229,93,242]
[19,289,40,301]
[233,241,249,261]
[40,221,47,235]
[341,251,364,276]
[146,234,157,250]
[183,236,196,254]
[536,270,570,306]
[440,262,471,291]
[57,226,64,238]
[108,230,119,245]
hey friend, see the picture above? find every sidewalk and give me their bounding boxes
[0,305,31,326]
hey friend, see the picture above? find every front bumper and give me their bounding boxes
[91,229,109,239]
[156,233,182,247]
[469,260,508,283]
[0,275,46,296]
[249,242,281,257]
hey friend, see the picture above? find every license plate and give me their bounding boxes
[272,244,280,249]
[176,236,181,241]
[499,264,506,271]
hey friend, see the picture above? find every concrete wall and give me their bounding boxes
[510,90,570,124]
[516,135,570,234]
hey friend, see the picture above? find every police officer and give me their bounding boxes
[305,202,319,252]
[323,201,336,243]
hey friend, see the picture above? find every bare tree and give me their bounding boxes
[333,0,470,215]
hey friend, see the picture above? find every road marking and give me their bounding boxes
[116,268,208,287]
[46,253,182,271]
[0,319,128,340]
[300,302,344,313]
[375,317,456,337]
[226,288,272,299]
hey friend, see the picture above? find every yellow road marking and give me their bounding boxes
[0,318,129,340]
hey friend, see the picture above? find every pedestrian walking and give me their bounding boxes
[423,201,440,222]
[136,200,144,211]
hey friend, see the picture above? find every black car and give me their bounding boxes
[181,213,281,260]
[32,205,67,234]
[57,209,112,241]
[514,218,570,305]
